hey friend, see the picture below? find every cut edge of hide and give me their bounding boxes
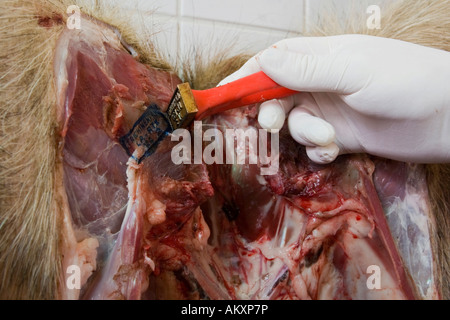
[0,0,449,299]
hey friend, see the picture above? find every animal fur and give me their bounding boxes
[0,0,448,299]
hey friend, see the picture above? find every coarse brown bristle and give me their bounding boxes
[0,0,174,300]
[0,0,64,300]
[0,0,449,299]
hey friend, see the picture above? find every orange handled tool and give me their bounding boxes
[120,71,298,162]
[192,71,297,120]
[166,71,297,128]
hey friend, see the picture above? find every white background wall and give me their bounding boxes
[114,0,396,64]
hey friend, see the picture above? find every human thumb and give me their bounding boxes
[257,47,352,94]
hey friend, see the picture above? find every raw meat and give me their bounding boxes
[54,15,180,298]
[198,108,439,299]
[55,15,439,300]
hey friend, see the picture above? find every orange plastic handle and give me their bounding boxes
[192,71,297,120]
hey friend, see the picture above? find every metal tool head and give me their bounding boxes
[119,104,173,163]
[166,82,198,130]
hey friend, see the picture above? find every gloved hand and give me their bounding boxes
[219,35,450,164]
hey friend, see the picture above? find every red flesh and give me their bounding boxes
[55,16,437,300]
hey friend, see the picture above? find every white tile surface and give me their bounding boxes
[144,14,179,64]
[180,0,305,32]
[305,0,395,31]
[119,0,178,15]
[111,0,402,64]
[179,19,300,58]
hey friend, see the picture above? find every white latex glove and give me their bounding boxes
[219,35,450,164]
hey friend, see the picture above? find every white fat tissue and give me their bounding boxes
[383,165,439,299]
[145,195,166,226]
[76,238,100,287]
[52,12,441,301]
